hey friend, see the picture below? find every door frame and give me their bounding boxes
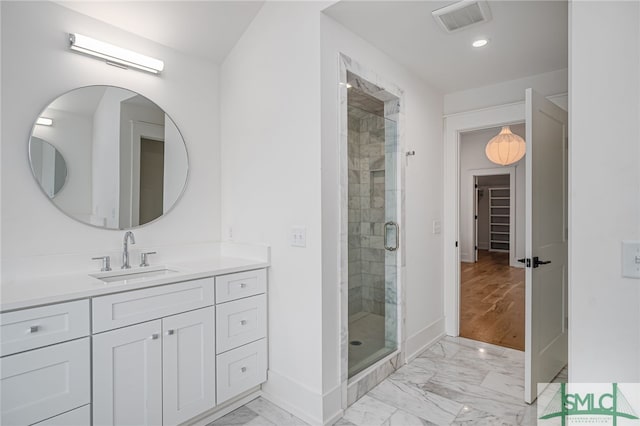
[444,101,526,336]
[129,121,164,227]
[466,168,516,264]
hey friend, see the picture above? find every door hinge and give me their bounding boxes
[475,184,478,188]
[474,215,478,220]
[455,241,458,247]
[475,245,478,250]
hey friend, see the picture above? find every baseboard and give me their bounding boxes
[186,388,261,426]
[322,384,344,426]
[405,317,446,362]
[261,369,324,426]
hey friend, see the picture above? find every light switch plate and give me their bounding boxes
[291,226,306,248]
[432,220,441,235]
[622,241,640,279]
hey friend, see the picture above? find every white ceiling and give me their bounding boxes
[324,1,568,93]
[55,1,567,92]
[56,1,265,63]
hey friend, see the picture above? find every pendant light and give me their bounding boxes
[485,126,526,166]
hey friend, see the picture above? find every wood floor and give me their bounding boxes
[460,250,525,351]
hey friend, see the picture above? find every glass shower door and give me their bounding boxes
[347,112,399,378]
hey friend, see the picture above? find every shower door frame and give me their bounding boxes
[338,53,406,408]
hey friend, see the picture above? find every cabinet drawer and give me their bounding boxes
[33,404,90,426]
[0,300,89,357]
[216,339,267,405]
[215,269,266,303]
[216,294,266,354]
[1,338,90,426]
[92,278,215,333]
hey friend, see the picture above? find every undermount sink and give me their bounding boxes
[91,266,180,283]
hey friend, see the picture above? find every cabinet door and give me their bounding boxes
[93,320,162,426]
[1,338,90,426]
[162,307,215,426]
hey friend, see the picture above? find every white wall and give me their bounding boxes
[220,2,325,424]
[569,0,640,382]
[321,10,444,419]
[1,1,220,276]
[459,125,525,265]
[222,5,444,424]
[93,87,131,228]
[444,68,568,115]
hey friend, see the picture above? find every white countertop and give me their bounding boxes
[0,256,269,312]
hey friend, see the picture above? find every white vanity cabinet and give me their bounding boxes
[1,266,268,426]
[92,279,216,426]
[0,301,91,426]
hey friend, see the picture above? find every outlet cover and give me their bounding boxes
[622,240,640,279]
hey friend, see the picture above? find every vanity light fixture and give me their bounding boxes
[69,33,164,74]
[36,117,53,126]
[485,126,526,166]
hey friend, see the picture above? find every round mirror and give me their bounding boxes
[29,86,189,230]
[29,137,68,198]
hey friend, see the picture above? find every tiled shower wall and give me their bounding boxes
[348,105,386,317]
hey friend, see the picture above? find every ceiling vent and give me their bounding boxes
[432,1,492,33]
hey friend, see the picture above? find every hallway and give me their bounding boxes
[460,250,525,351]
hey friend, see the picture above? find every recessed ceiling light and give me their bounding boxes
[473,38,489,48]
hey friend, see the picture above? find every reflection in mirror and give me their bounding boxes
[29,86,188,230]
[29,137,68,198]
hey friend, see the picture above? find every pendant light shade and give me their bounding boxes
[485,126,526,166]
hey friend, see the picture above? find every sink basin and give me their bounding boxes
[91,266,180,283]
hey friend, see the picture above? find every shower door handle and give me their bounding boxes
[384,221,399,251]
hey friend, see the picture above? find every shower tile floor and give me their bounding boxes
[211,336,568,426]
[348,312,387,376]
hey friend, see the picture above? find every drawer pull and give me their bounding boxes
[240,320,247,326]
[167,329,175,336]
[28,325,39,333]
[240,283,247,288]
[241,367,247,373]
[151,333,159,340]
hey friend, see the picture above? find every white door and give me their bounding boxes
[524,88,568,403]
[162,307,216,426]
[93,320,163,426]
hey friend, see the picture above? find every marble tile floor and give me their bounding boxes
[211,336,568,426]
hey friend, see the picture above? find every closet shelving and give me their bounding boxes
[489,187,510,252]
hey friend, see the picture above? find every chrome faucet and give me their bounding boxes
[121,231,136,269]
